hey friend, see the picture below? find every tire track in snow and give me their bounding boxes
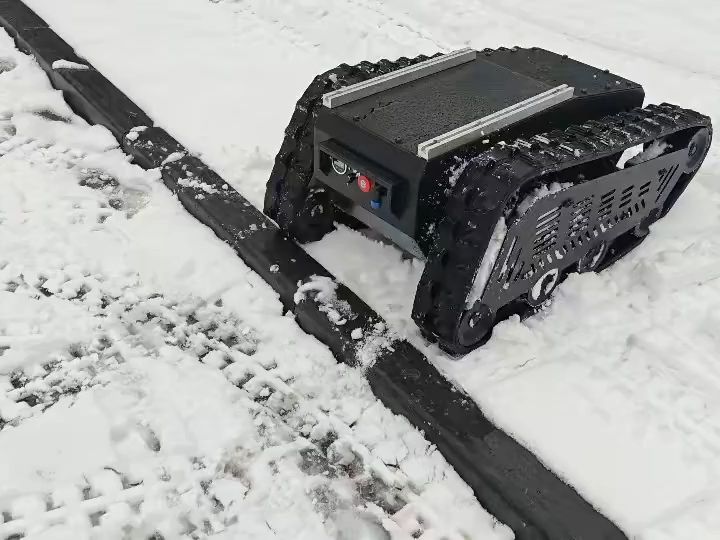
[337,0,452,51]
[0,269,503,540]
[475,0,720,81]
[355,0,720,82]
[635,487,720,540]
[219,0,446,63]
[0,466,215,539]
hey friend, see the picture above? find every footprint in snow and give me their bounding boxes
[32,109,71,123]
[0,57,16,73]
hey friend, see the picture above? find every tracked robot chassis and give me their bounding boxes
[264,47,712,354]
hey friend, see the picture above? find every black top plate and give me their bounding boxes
[333,57,552,153]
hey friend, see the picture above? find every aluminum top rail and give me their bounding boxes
[322,48,476,108]
[417,84,575,159]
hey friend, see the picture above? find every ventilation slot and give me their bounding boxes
[618,185,635,208]
[508,249,525,283]
[569,196,592,237]
[497,236,519,283]
[638,181,651,197]
[534,233,557,256]
[598,189,615,220]
[533,207,560,257]
[656,164,679,202]
[536,206,560,228]
[510,261,526,282]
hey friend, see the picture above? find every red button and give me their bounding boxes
[357,175,374,193]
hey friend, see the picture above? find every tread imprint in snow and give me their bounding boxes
[0,113,499,538]
[0,30,503,540]
[0,2,631,538]
[0,271,489,540]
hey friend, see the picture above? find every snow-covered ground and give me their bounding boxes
[0,32,510,540]
[6,0,720,538]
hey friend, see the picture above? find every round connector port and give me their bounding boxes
[332,158,348,175]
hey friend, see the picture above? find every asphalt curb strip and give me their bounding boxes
[0,2,628,538]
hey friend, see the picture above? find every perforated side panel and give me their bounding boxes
[482,151,684,309]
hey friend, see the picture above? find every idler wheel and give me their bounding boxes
[526,268,560,307]
[684,128,711,174]
[455,303,494,350]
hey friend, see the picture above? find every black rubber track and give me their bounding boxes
[414,105,711,354]
[0,3,629,539]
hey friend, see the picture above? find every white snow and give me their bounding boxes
[51,59,89,70]
[294,275,338,305]
[627,139,671,166]
[0,31,508,540]
[516,181,573,216]
[294,275,355,327]
[466,218,507,308]
[125,125,148,142]
[617,143,645,168]
[177,176,219,194]
[10,0,720,537]
[160,150,186,166]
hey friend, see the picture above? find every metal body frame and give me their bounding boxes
[313,48,645,258]
[482,150,684,311]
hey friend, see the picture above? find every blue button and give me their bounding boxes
[370,199,382,209]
